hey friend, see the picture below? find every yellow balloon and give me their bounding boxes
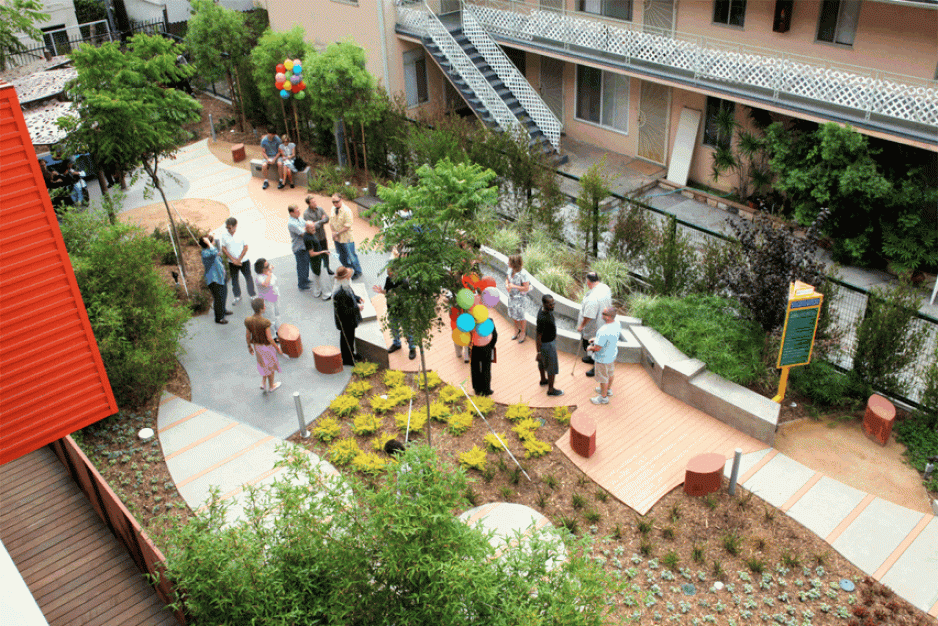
[284,59,294,71]
[471,304,489,324]
[452,328,471,347]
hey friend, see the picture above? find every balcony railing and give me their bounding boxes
[460,0,938,128]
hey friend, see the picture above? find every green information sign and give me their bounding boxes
[777,307,820,367]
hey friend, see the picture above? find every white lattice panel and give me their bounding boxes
[467,1,938,128]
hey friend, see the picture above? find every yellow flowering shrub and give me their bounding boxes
[369,395,395,414]
[415,371,443,390]
[345,380,373,399]
[505,402,533,423]
[383,369,406,387]
[465,395,495,416]
[394,409,427,433]
[351,361,379,377]
[439,384,463,404]
[328,438,361,466]
[484,432,510,452]
[512,418,542,441]
[522,437,552,459]
[553,405,572,425]
[428,401,452,422]
[329,395,360,418]
[371,432,397,451]
[446,411,473,435]
[313,417,341,442]
[351,452,387,476]
[352,412,383,436]
[458,445,487,471]
[387,385,415,406]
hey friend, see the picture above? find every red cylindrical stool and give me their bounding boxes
[277,324,302,358]
[684,453,724,496]
[863,394,896,446]
[570,414,597,458]
[313,345,343,374]
[231,143,246,162]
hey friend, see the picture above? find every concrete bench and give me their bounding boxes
[250,158,310,188]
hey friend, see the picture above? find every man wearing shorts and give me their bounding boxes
[535,294,563,396]
[260,128,283,190]
[587,306,620,405]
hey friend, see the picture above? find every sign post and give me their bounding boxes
[773,281,823,403]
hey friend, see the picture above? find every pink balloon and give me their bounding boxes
[471,332,492,347]
[275,72,286,82]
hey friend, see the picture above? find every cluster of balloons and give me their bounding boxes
[450,274,500,348]
[275,58,306,100]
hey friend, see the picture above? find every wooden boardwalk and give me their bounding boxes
[374,293,769,514]
[0,447,178,626]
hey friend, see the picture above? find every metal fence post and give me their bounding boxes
[294,392,309,438]
[728,448,742,495]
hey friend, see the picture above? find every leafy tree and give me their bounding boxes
[365,159,498,441]
[73,0,107,25]
[159,444,616,625]
[59,208,190,408]
[851,278,927,399]
[0,0,48,70]
[249,25,314,135]
[643,214,697,297]
[575,160,611,261]
[58,34,201,282]
[723,212,828,334]
[186,0,250,130]
[709,106,772,202]
[496,125,565,242]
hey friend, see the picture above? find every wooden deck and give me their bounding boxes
[0,447,178,626]
[373,293,769,514]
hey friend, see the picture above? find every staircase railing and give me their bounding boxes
[398,1,524,137]
[461,3,561,149]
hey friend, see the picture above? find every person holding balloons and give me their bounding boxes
[470,324,498,397]
[505,254,532,343]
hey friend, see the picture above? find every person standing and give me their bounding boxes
[304,196,334,299]
[253,258,281,335]
[505,254,532,343]
[373,254,416,360]
[576,271,612,377]
[245,297,283,393]
[220,217,256,305]
[333,266,364,366]
[287,205,311,291]
[199,234,231,324]
[535,294,563,396]
[260,128,283,190]
[587,306,620,405]
[331,194,363,279]
[469,327,498,397]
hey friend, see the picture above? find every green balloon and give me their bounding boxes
[456,288,474,310]
[295,90,306,100]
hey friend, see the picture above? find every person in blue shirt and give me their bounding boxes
[260,128,283,190]
[200,235,231,324]
[587,306,620,405]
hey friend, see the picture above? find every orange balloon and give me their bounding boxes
[452,329,471,347]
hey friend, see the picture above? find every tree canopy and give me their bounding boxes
[186,0,249,128]
[249,25,313,130]
[0,0,48,70]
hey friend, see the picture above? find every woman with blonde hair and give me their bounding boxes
[505,254,532,343]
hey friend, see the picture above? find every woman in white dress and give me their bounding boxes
[505,254,531,343]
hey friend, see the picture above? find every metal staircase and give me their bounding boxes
[400,1,564,163]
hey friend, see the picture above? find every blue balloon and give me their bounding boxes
[280,89,290,99]
[476,318,494,337]
[293,64,302,74]
[456,313,476,333]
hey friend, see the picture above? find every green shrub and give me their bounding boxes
[383,369,406,387]
[790,360,854,407]
[60,211,190,408]
[489,227,521,256]
[446,411,473,435]
[591,257,630,300]
[628,294,765,385]
[609,200,653,266]
[644,215,697,297]
[534,264,574,299]
[329,438,362,466]
[521,240,552,277]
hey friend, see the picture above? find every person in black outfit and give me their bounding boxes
[333,266,363,366]
[470,326,497,397]
[373,255,416,360]
[536,294,564,396]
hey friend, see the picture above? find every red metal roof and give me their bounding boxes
[0,82,117,465]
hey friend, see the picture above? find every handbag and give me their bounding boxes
[293,154,307,171]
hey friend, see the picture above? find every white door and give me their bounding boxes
[643,0,675,36]
[540,56,564,123]
[638,80,670,165]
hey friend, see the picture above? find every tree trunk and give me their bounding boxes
[592,202,599,258]
[226,67,246,133]
[144,161,189,294]
[361,122,369,186]
[341,118,351,173]
[419,346,431,447]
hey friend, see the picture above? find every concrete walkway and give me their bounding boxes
[116,139,937,617]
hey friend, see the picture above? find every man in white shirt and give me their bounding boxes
[576,271,612,377]
[220,217,256,304]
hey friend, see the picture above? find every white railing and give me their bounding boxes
[461,3,561,149]
[398,2,525,137]
[463,0,938,128]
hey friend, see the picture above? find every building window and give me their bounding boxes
[403,49,429,108]
[703,97,735,148]
[576,65,629,133]
[578,0,633,21]
[817,0,860,46]
[712,0,746,27]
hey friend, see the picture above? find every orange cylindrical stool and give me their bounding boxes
[863,394,896,446]
[684,453,724,496]
[570,414,597,458]
[231,143,246,162]
[313,345,343,374]
[277,324,302,358]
